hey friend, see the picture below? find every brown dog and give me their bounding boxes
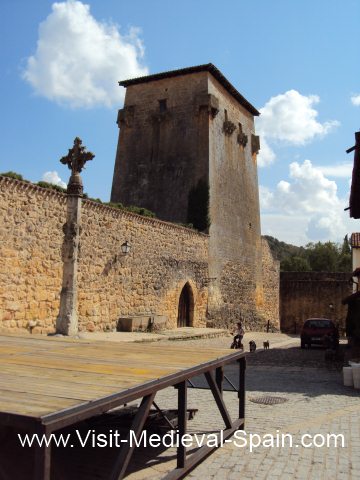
[263,340,270,350]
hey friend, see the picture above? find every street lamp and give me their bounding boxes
[121,240,131,255]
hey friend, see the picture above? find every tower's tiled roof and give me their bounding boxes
[119,63,260,116]
[351,233,360,248]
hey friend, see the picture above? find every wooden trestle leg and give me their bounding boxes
[110,393,156,480]
[33,426,51,480]
[177,381,187,469]
[238,357,246,426]
[204,371,232,429]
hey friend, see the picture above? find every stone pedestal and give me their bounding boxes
[56,195,82,335]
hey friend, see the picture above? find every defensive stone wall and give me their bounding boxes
[207,72,263,327]
[258,238,280,330]
[280,271,351,333]
[0,176,66,334]
[0,176,209,334]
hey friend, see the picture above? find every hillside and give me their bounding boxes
[263,235,352,272]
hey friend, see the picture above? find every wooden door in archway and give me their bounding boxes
[177,283,192,327]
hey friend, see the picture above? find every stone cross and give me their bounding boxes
[60,137,94,196]
[56,138,95,336]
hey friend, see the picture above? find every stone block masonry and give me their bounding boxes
[0,177,66,333]
[258,238,280,329]
[111,65,280,330]
[79,198,209,332]
[0,174,279,334]
[280,272,352,333]
[0,176,208,333]
[1,65,281,334]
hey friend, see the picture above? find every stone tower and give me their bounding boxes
[111,64,268,327]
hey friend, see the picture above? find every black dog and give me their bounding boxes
[249,340,256,352]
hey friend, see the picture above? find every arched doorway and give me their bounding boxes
[177,283,194,327]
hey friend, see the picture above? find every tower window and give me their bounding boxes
[159,99,167,112]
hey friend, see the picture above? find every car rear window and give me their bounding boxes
[305,320,333,328]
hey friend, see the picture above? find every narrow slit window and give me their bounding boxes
[159,99,167,112]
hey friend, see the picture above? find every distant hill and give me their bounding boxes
[263,235,306,262]
[263,235,352,272]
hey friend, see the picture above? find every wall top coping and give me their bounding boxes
[119,63,260,117]
[0,175,67,201]
[0,175,209,238]
[280,271,351,281]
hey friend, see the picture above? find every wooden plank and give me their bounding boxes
[0,337,232,361]
[0,364,163,389]
[0,390,82,416]
[0,334,241,422]
[0,373,121,400]
[0,364,158,388]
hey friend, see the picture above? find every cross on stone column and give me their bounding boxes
[56,138,94,336]
[60,136,94,195]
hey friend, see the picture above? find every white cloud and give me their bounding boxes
[317,162,353,178]
[260,159,353,244]
[23,1,148,108]
[351,94,360,106]
[257,90,339,145]
[256,90,339,168]
[257,137,276,167]
[261,214,310,246]
[42,171,67,188]
[258,185,273,209]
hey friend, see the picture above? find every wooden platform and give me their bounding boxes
[0,334,246,479]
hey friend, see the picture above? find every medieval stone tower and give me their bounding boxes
[111,64,273,328]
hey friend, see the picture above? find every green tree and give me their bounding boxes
[306,241,339,271]
[341,235,351,255]
[266,235,352,273]
[281,256,311,271]
[337,253,352,272]
[337,235,352,272]
[187,179,210,232]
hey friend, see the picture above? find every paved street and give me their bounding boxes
[125,335,360,480]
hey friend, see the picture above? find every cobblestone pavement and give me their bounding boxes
[77,327,229,343]
[125,337,360,480]
[77,329,296,348]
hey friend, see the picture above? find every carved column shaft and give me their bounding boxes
[56,195,82,335]
[56,137,93,336]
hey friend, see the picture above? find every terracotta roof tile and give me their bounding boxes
[351,233,360,248]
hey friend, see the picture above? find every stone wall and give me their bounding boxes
[79,200,209,332]
[207,73,264,328]
[111,72,210,225]
[0,176,209,334]
[258,238,280,330]
[0,177,66,334]
[280,272,352,333]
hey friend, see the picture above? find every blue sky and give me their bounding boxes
[1,0,359,245]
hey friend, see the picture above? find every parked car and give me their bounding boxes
[300,318,339,349]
